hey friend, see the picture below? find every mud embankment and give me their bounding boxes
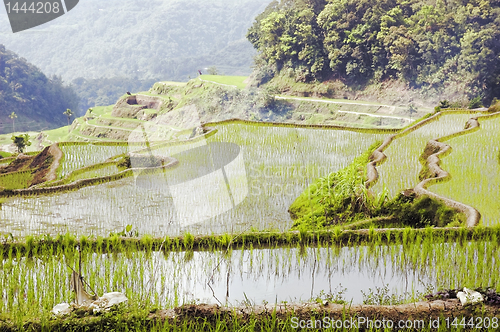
[203,118,398,134]
[0,144,62,187]
[151,300,500,324]
[414,111,500,227]
[0,157,178,197]
[111,95,163,119]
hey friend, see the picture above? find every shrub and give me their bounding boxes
[439,100,451,108]
[489,99,500,112]
[468,96,483,109]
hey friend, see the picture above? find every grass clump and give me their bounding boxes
[289,141,383,229]
[379,193,466,228]
[183,232,195,250]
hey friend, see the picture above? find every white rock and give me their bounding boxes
[97,292,128,309]
[457,287,484,305]
[51,303,71,316]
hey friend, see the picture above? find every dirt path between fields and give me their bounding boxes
[45,143,63,182]
[366,109,496,227]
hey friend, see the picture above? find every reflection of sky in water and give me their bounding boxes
[133,247,431,306]
[3,242,496,310]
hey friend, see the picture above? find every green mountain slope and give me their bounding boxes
[0,45,79,134]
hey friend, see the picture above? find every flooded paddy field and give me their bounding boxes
[0,124,386,237]
[2,239,498,320]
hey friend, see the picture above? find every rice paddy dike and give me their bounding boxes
[0,77,499,330]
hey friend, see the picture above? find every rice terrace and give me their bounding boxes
[0,73,498,330]
[1,0,500,330]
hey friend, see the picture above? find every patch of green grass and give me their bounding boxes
[379,193,466,228]
[0,151,12,158]
[289,141,383,229]
[0,170,33,190]
[88,105,113,117]
[71,164,121,181]
[44,126,71,143]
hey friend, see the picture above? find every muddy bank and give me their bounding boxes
[7,300,499,332]
[156,300,500,323]
[415,111,500,227]
[112,95,164,119]
[0,144,62,187]
[0,157,178,198]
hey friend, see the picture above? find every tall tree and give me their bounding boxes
[248,0,500,102]
[63,109,74,127]
[8,112,17,133]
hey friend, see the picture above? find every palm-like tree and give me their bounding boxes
[8,112,17,133]
[63,108,74,126]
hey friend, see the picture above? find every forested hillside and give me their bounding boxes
[247,0,500,104]
[0,45,78,134]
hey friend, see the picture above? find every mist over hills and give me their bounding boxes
[0,0,272,114]
[0,0,271,82]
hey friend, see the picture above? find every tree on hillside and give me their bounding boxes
[468,96,483,109]
[8,112,17,133]
[439,100,451,109]
[207,66,218,75]
[11,134,31,153]
[63,109,74,127]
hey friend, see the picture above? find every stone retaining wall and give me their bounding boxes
[153,300,500,323]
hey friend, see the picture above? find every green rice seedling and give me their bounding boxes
[0,170,33,190]
[183,232,195,250]
[0,122,389,237]
[58,143,131,178]
[71,163,121,181]
[141,234,154,251]
[372,112,484,197]
[429,115,500,226]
